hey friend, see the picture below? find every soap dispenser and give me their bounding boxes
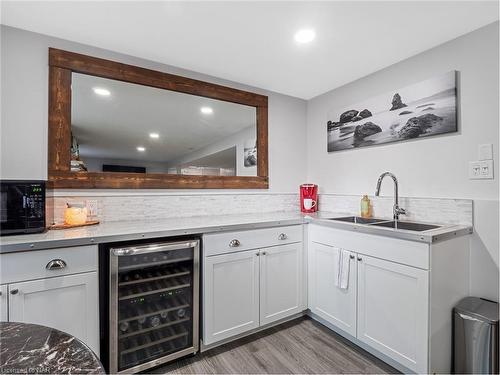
[360,195,371,218]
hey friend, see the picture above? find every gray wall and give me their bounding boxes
[1,23,498,301]
[307,22,499,301]
[0,25,307,193]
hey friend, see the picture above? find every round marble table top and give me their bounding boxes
[0,322,105,374]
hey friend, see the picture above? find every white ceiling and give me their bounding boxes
[71,73,255,162]
[1,1,499,99]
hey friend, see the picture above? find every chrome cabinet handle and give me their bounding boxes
[10,289,19,295]
[350,254,355,259]
[357,256,362,261]
[229,239,241,248]
[256,252,260,256]
[278,233,288,240]
[46,259,67,270]
[112,241,198,256]
[262,251,267,255]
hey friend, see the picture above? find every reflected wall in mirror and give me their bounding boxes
[48,48,268,189]
[71,73,257,177]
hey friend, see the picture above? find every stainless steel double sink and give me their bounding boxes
[329,216,441,232]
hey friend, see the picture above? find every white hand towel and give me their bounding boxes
[334,248,350,290]
[339,249,350,290]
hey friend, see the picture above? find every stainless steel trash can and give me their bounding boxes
[453,297,499,374]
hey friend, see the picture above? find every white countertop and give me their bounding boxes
[0,211,472,253]
[311,215,472,244]
[0,211,312,253]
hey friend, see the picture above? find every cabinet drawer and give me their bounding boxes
[309,224,429,269]
[0,245,98,284]
[203,225,303,256]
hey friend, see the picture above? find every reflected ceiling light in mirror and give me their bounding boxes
[149,133,160,139]
[136,146,146,152]
[294,29,315,44]
[200,106,213,114]
[92,87,111,96]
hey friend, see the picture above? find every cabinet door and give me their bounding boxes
[260,243,303,325]
[8,272,99,354]
[203,249,260,345]
[0,285,7,321]
[357,255,428,373]
[308,242,357,336]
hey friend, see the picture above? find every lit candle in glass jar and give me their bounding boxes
[64,203,88,225]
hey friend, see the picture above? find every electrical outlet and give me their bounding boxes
[480,159,494,178]
[469,161,481,178]
[469,160,494,180]
[86,200,98,218]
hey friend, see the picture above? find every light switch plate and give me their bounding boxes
[478,144,493,160]
[469,160,494,179]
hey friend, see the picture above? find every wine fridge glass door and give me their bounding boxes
[109,240,199,373]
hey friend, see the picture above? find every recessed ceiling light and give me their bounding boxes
[149,133,159,139]
[93,87,111,96]
[294,29,315,44]
[136,146,146,152]
[201,106,213,114]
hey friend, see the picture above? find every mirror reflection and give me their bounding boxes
[70,73,257,176]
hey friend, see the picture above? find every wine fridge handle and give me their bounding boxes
[111,240,199,256]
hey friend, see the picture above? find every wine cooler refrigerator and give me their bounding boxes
[102,239,200,373]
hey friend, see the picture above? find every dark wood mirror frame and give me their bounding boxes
[48,48,268,189]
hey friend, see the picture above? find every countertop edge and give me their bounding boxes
[308,217,473,244]
[0,218,306,254]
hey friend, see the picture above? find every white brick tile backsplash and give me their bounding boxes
[318,194,473,226]
[47,192,472,226]
[48,193,299,224]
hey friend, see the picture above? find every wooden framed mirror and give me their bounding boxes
[48,48,268,189]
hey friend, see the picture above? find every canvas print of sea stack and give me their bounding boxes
[244,139,257,167]
[327,71,457,152]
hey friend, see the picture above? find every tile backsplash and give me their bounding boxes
[47,192,473,226]
[47,193,299,224]
[318,194,473,226]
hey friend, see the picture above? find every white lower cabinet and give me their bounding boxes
[203,249,260,345]
[260,242,303,326]
[357,254,428,373]
[308,242,357,336]
[8,272,99,354]
[203,226,304,346]
[0,245,99,355]
[0,284,8,321]
[309,241,428,373]
[308,224,469,374]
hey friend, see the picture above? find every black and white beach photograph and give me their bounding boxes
[244,140,257,167]
[327,71,457,152]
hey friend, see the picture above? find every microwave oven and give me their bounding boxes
[0,180,46,236]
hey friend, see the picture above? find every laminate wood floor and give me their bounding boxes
[153,317,399,374]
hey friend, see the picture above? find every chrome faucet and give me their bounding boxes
[375,172,406,221]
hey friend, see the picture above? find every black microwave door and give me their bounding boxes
[0,184,28,233]
[26,184,45,229]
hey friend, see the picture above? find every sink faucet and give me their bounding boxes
[375,172,406,221]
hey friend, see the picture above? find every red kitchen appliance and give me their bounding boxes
[300,184,318,213]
